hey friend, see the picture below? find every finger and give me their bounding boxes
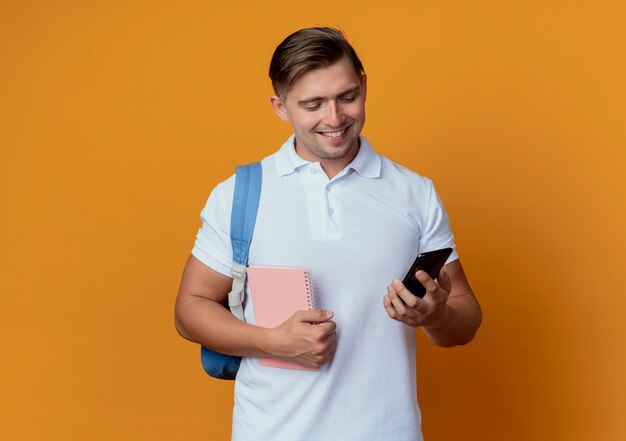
[321,339,337,363]
[383,294,405,322]
[387,275,428,314]
[416,270,439,294]
[297,309,334,324]
[387,284,409,316]
[391,279,419,308]
[420,272,450,307]
[315,321,337,339]
[437,268,451,292]
[312,339,337,368]
[318,332,337,352]
[389,278,432,318]
[383,294,397,318]
[383,293,414,325]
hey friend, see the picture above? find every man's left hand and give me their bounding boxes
[383,269,451,327]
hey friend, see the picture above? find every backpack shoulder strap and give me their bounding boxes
[228,162,262,321]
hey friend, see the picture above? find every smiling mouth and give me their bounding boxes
[316,126,349,138]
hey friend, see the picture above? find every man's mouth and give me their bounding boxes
[316,127,349,138]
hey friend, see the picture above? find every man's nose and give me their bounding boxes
[325,101,343,127]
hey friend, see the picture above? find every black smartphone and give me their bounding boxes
[401,247,453,298]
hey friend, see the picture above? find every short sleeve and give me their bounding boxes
[418,178,459,264]
[191,176,236,277]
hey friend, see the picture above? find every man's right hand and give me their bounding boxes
[266,309,337,369]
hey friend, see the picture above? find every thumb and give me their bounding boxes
[437,269,451,292]
[299,309,334,323]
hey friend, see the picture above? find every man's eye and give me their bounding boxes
[304,104,321,111]
[339,95,356,103]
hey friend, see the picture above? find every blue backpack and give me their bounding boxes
[200,162,262,379]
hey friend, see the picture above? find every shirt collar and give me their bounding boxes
[274,134,381,179]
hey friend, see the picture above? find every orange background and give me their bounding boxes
[1,1,625,440]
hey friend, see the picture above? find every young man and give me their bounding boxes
[175,27,482,441]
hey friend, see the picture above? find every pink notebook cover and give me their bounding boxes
[247,266,318,371]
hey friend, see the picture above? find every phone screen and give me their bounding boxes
[401,247,453,298]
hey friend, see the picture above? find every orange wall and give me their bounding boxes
[1,1,625,440]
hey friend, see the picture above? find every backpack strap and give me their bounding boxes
[227,162,262,321]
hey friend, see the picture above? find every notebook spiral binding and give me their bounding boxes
[304,271,317,310]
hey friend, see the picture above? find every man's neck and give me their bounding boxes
[319,148,359,179]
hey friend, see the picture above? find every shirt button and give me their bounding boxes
[329,208,334,215]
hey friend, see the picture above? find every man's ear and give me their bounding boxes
[270,95,289,122]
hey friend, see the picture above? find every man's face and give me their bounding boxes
[271,57,367,168]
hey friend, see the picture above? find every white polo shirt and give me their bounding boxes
[192,135,458,441]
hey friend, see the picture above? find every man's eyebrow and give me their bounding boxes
[297,86,360,106]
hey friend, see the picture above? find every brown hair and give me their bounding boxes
[269,27,365,98]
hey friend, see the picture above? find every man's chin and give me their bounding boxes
[316,140,359,161]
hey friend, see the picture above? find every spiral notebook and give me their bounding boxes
[246,266,318,371]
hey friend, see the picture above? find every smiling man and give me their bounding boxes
[270,55,366,177]
[175,27,482,441]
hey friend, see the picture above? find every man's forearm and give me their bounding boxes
[175,296,338,368]
[175,296,273,357]
[422,294,482,347]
